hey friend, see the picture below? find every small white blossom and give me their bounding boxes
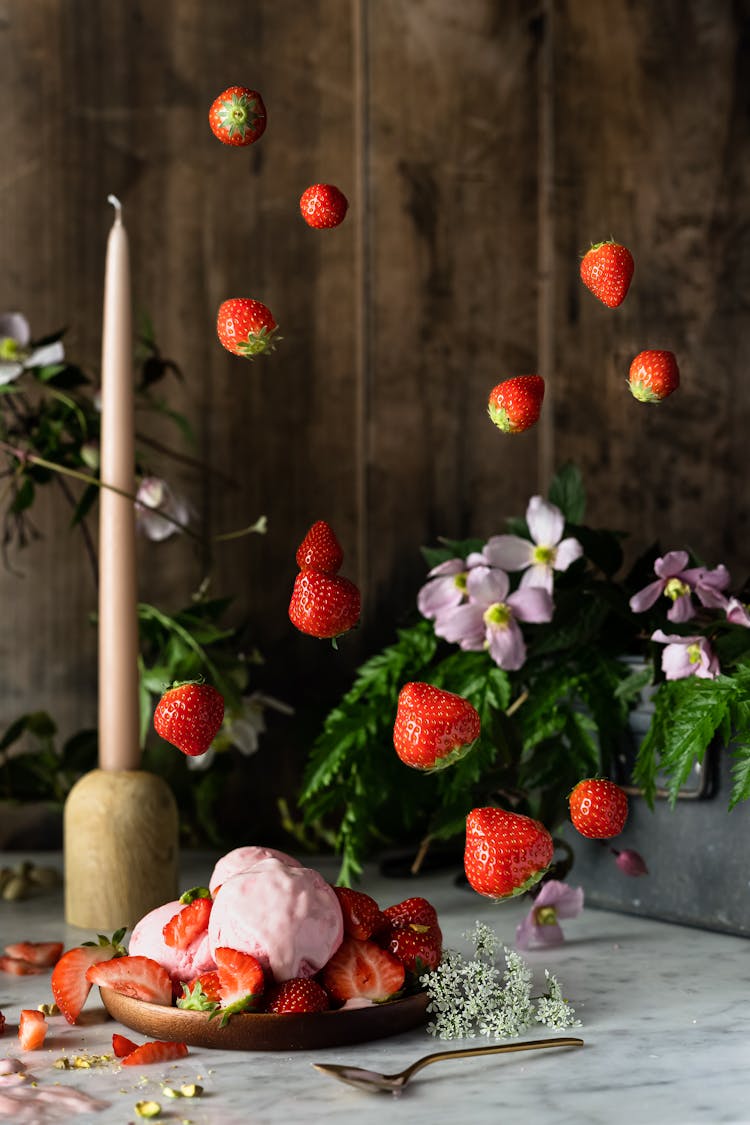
[535,969,581,1030]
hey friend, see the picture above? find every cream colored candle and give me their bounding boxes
[97,195,140,771]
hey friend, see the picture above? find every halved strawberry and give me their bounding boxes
[264,978,329,1014]
[4,941,64,967]
[18,1009,47,1050]
[121,1040,189,1067]
[162,896,212,949]
[86,955,172,1007]
[215,947,265,1022]
[321,937,405,1003]
[383,897,439,928]
[0,955,46,975]
[51,938,124,1024]
[333,886,387,941]
[112,1032,138,1058]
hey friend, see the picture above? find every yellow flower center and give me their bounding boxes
[686,642,702,665]
[483,602,511,629]
[454,572,468,593]
[533,905,558,926]
[0,337,21,361]
[664,577,690,602]
[532,544,556,566]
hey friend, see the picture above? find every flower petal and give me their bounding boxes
[629,579,665,614]
[654,551,690,578]
[418,576,464,620]
[186,747,216,771]
[537,881,584,920]
[0,312,30,347]
[486,618,526,670]
[661,643,696,681]
[0,360,24,385]
[726,598,750,628]
[666,593,696,623]
[515,917,564,950]
[519,563,553,593]
[466,565,509,606]
[426,558,465,579]
[26,341,64,368]
[526,496,564,547]
[482,535,534,571]
[434,603,486,650]
[507,586,554,624]
[553,537,583,572]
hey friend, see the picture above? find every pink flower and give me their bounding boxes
[725,598,750,628]
[612,848,649,877]
[481,496,583,594]
[135,476,190,541]
[630,551,730,622]
[515,880,584,950]
[0,311,65,385]
[417,554,484,621]
[651,630,720,680]
[433,566,553,671]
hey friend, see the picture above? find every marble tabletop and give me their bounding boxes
[0,849,748,1125]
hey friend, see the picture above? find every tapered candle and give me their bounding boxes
[98,194,140,771]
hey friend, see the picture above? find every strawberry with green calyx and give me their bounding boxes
[322,937,405,1003]
[393,682,481,770]
[216,298,280,359]
[333,886,387,941]
[464,807,554,900]
[300,184,349,229]
[177,978,220,1015]
[288,567,361,641]
[85,954,173,1007]
[628,350,680,403]
[153,681,224,757]
[296,520,344,574]
[208,85,266,147]
[580,239,634,307]
[487,375,545,434]
[214,947,265,1024]
[51,929,127,1024]
[264,978,330,1013]
[569,778,628,839]
[163,895,212,949]
[179,885,211,904]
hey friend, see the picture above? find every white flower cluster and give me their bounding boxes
[420,921,580,1040]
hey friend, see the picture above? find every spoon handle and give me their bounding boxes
[403,1036,584,1081]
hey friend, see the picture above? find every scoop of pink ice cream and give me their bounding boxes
[209,845,302,895]
[128,900,215,984]
[208,858,343,982]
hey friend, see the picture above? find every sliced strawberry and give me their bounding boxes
[18,1009,47,1050]
[215,947,265,1020]
[383,896,439,928]
[388,923,443,974]
[86,955,172,1007]
[51,945,118,1023]
[162,896,212,949]
[112,1032,139,1058]
[4,941,64,967]
[0,1010,6,1036]
[121,1040,189,1067]
[321,937,405,1002]
[333,886,387,941]
[0,955,46,975]
[264,978,329,1014]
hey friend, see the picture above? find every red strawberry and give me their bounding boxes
[569,778,628,839]
[383,896,439,929]
[296,520,344,574]
[51,934,125,1024]
[216,297,279,359]
[487,375,545,434]
[264,977,330,1014]
[4,940,63,967]
[121,1039,189,1067]
[321,937,405,1002]
[153,682,225,757]
[18,1009,47,1050]
[464,807,554,900]
[628,350,680,403]
[580,239,634,307]
[185,969,222,1004]
[86,955,173,1007]
[112,1032,138,1058]
[393,682,481,770]
[0,955,46,975]
[0,1010,5,1036]
[299,184,349,229]
[215,947,265,1021]
[288,567,361,640]
[333,886,387,941]
[387,923,442,974]
[163,896,212,949]
[208,85,266,147]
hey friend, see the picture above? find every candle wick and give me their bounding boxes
[107,194,123,223]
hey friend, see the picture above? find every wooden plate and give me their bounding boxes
[99,987,429,1051]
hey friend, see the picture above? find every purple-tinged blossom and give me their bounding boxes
[0,312,65,386]
[651,629,720,680]
[612,848,649,877]
[515,880,584,950]
[135,476,190,541]
[630,552,731,622]
[481,496,583,595]
[726,597,750,628]
[417,553,485,621]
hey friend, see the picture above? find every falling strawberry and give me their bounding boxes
[393,682,481,770]
[299,184,349,229]
[264,978,330,1013]
[216,298,280,359]
[18,1009,47,1051]
[296,520,344,574]
[333,886,387,941]
[288,567,361,640]
[153,681,225,757]
[51,931,126,1024]
[86,955,173,1006]
[464,807,554,900]
[321,937,405,1002]
[162,894,212,949]
[487,375,545,434]
[215,947,265,1022]
[112,1032,139,1059]
[4,941,63,967]
[208,85,266,147]
[121,1039,189,1067]
[569,778,628,839]
[580,240,634,307]
[628,350,680,403]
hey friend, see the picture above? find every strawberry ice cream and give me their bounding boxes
[209,844,302,895]
[128,900,215,983]
[208,858,343,981]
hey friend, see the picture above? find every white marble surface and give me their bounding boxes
[1,850,749,1124]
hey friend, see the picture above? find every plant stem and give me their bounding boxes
[54,474,98,589]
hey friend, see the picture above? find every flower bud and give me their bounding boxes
[613,848,648,877]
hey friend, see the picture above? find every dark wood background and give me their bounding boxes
[1,0,748,837]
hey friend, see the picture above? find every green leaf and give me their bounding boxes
[548,462,586,523]
[10,476,34,513]
[70,483,99,527]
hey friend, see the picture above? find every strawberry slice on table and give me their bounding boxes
[264,978,330,1014]
[0,955,46,975]
[627,349,680,403]
[333,886,387,941]
[18,1009,47,1050]
[208,85,266,147]
[86,955,173,1007]
[321,937,405,1003]
[569,778,628,839]
[383,897,439,929]
[299,184,349,229]
[4,941,63,967]
[464,807,554,900]
[288,567,361,641]
[121,1039,189,1067]
[487,375,545,434]
[112,1032,139,1058]
[580,239,634,307]
[162,895,212,949]
[296,520,344,575]
[393,681,481,770]
[215,947,265,1022]
[51,931,126,1024]
[216,297,279,359]
[153,681,225,757]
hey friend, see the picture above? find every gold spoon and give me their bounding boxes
[312,1035,584,1096]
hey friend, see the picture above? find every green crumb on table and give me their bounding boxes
[162,1087,180,1098]
[134,1100,162,1118]
[181,1084,203,1097]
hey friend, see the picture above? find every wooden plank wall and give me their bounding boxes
[0,0,748,825]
